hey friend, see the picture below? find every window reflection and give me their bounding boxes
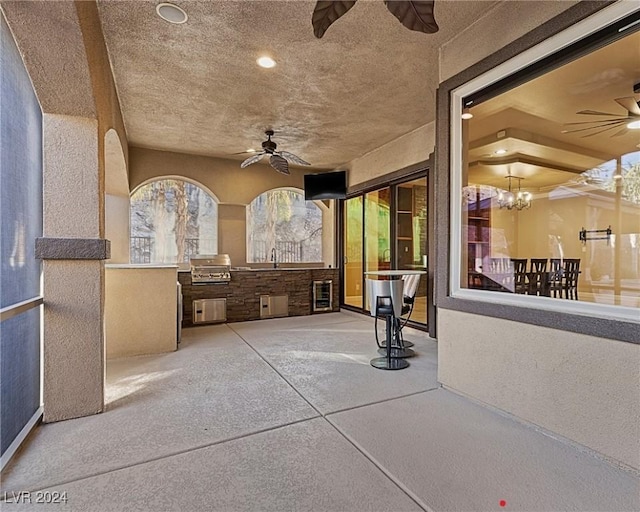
[460,29,640,310]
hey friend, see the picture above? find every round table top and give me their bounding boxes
[364,269,426,276]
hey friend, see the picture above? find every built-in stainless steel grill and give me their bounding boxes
[190,254,231,284]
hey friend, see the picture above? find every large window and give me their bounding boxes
[246,189,323,263]
[130,179,218,264]
[451,5,640,322]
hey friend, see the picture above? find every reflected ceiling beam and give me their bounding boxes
[469,153,585,174]
[469,127,615,162]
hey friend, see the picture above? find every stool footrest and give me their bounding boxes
[380,340,414,349]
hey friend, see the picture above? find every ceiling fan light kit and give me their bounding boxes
[240,130,310,175]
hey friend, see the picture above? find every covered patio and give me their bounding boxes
[2,313,636,511]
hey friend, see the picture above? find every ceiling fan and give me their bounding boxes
[239,130,310,175]
[562,83,640,138]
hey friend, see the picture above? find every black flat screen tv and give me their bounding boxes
[304,170,347,200]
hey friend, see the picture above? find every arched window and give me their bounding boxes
[247,189,323,263]
[130,178,217,264]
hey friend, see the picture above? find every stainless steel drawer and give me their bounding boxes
[259,294,288,319]
[193,298,226,324]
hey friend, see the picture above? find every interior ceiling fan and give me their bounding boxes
[562,82,640,138]
[239,130,310,175]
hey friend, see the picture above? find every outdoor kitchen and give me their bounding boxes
[180,254,339,326]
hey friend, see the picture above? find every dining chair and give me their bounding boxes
[529,258,548,295]
[563,259,581,300]
[530,258,548,273]
[549,258,564,298]
[486,257,512,291]
[510,258,528,294]
[549,258,581,299]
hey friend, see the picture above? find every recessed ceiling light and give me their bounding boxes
[257,56,276,69]
[494,149,507,155]
[461,112,473,120]
[246,148,256,153]
[627,119,640,129]
[156,3,188,24]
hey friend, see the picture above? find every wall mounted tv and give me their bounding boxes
[304,170,347,200]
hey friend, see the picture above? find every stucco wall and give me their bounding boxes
[129,147,336,267]
[43,260,104,421]
[105,266,177,359]
[436,1,639,469]
[76,1,129,175]
[105,194,130,263]
[439,0,580,82]
[2,1,131,422]
[218,204,248,266]
[438,309,640,469]
[348,123,434,187]
[129,146,309,205]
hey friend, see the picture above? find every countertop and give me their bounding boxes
[177,267,336,272]
[107,264,178,269]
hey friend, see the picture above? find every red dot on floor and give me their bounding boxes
[499,500,507,507]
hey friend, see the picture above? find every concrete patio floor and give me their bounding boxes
[1,312,638,511]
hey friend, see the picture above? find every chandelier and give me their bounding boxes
[498,175,532,210]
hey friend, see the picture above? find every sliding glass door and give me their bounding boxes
[364,188,391,311]
[343,197,363,308]
[341,175,430,327]
[396,178,428,325]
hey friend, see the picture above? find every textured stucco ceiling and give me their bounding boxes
[97,0,497,169]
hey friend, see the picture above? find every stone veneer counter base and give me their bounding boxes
[178,268,339,326]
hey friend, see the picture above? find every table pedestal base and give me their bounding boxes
[370,357,410,370]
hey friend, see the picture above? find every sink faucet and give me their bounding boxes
[270,247,278,268]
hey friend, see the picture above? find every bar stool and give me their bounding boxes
[366,279,409,370]
[379,273,420,353]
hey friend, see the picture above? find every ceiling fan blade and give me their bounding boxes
[581,122,627,138]
[312,1,357,38]
[240,152,266,168]
[576,109,622,116]
[563,119,627,126]
[384,0,439,34]
[611,128,628,137]
[269,154,290,175]
[278,151,311,166]
[561,120,626,134]
[614,97,640,116]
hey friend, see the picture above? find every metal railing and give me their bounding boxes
[130,236,153,264]
[130,237,202,264]
[252,240,304,263]
[0,296,44,322]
